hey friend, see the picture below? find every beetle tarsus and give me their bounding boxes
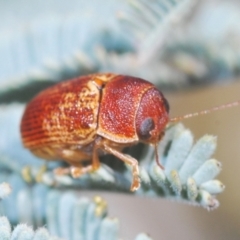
[54,167,71,175]
[70,165,93,177]
[131,172,141,191]
[54,164,98,178]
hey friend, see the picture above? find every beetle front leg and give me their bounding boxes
[102,144,140,191]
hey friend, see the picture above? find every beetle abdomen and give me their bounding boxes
[21,75,103,151]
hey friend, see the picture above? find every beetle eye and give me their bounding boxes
[162,97,170,113]
[139,117,155,140]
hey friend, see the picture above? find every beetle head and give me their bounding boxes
[135,87,169,144]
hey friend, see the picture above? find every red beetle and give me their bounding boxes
[20,73,169,191]
[21,73,239,191]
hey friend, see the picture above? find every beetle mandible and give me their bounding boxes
[20,73,169,191]
[20,73,240,191]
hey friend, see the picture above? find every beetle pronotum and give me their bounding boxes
[20,73,240,191]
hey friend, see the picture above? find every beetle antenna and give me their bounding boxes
[154,144,164,170]
[170,100,240,122]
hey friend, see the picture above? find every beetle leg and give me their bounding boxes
[55,145,101,178]
[55,163,97,178]
[70,165,93,177]
[92,143,101,170]
[102,144,140,191]
[70,145,101,177]
[54,167,71,175]
[54,165,94,177]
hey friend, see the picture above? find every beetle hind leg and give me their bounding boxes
[102,144,140,191]
[70,146,101,178]
[54,146,101,178]
[54,165,94,178]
